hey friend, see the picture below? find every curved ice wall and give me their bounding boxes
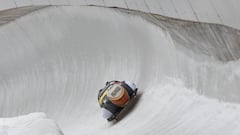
[0,2,240,135]
[0,0,240,29]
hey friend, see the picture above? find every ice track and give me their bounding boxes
[0,6,240,135]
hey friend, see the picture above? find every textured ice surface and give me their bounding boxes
[0,6,240,135]
[0,113,63,135]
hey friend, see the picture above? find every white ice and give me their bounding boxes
[0,6,240,135]
[0,113,63,135]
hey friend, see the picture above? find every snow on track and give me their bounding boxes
[0,6,240,135]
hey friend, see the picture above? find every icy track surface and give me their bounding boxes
[1,6,240,135]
